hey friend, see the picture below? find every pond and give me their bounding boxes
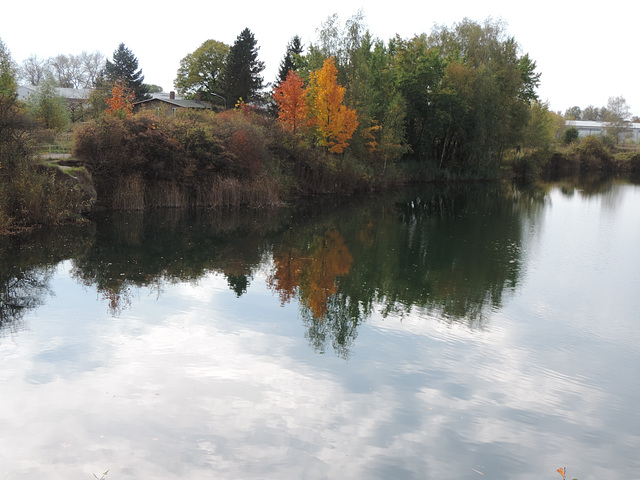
[1,177,639,480]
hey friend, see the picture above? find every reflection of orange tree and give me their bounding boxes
[102,286,133,316]
[268,230,353,319]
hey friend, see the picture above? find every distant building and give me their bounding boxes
[566,120,640,142]
[133,91,212,115]
[17,85,93,122]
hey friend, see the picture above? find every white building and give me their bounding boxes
[565,120,640,142]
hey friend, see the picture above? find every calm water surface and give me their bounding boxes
[1,178,639,480]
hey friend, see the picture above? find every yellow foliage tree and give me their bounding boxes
[307,57,358,154]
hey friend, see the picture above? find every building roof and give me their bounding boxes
[134,92,212,109]
[566,120,640,129]
[17,85,93,101]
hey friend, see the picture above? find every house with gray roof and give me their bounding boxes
[133,91,213,115]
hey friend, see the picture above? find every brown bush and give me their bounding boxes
[0,165,89,232]
[574,135,613,171]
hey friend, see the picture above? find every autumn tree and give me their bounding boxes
[105,81,134,118]
[307,57,358,153]
[273,70,308,133]
[304,13,407,164]
[222,28,265,106]
[174,39,229,106]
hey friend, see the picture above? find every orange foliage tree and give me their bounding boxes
[307,57,358,154]
[268,247,304,305]
[272,70,309,133]
[268,230,353,319]
[105,81,135,118]
[301,230,353,317]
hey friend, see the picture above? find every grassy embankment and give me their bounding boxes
[543,135,640,176]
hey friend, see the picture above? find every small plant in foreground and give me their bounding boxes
[557,466,578,480]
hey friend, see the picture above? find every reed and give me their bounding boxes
[111,175,145,210]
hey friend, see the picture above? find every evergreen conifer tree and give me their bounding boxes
[222,28,265,106]
[104,43,149,101]
[276,36,303,86]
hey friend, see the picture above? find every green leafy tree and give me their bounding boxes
[605,95,631,143]
[28,74,70,131]
[222,28,265,106]
[562,126,580,144]
[0,38,17,97]
[87,81,111,118]
[1,37,29,172]
[276,35,304,86]
[582,105,607,121]
[1,38,35,184]
[564,106,582,120]
[523,100,557,150]
[306,11,367,86]
[391,19,540,174]
[174,39,229,106]
[394,34,447,163]
[104,43,149,101]
[517,54,541,105]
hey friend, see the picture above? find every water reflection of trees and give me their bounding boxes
[1,182,548,355]
[0,226,93,337]
[269,229,353,318]
[267,183,546,356]
[71,208,285,315]
[539,172,633,197]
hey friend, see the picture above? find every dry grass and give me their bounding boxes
[111,175,145,210]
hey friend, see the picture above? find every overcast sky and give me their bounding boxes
[2,0,637,115]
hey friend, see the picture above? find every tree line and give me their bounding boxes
[564,96,637,123]
[4,13,638,232]
[6,14,548,176]
[171,14,553,176]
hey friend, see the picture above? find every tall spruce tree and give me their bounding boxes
[104,43,149,101]
[276,36,303,86]
[222,28,265,106]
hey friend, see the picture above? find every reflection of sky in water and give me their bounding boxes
[0,185,639,480]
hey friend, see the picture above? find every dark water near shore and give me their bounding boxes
[1,177,639,480]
